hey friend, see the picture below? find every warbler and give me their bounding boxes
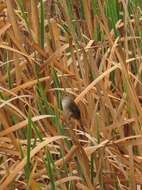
[62,96,84,130]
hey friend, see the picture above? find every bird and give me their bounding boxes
[62,96,81,120]
[62,96,84,130]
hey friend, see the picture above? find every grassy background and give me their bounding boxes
[0,0,142,189]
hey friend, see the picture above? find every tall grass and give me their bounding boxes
[0,0,142,189]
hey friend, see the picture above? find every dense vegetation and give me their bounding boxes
[0,0,142,189]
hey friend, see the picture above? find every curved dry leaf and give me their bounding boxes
[75,64,120,103]
[0,95,32,108]
[0,115,55,137]
[0,99,26,119]
[0,44,33,61]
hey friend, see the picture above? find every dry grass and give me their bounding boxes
[0,0,142,189]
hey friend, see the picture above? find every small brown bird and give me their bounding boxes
[62,96,84,130]
[62,96,80,119]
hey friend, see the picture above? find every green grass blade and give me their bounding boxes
[39,0,45,48]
